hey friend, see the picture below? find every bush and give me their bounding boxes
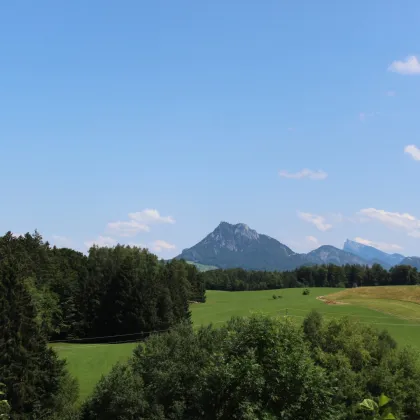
[302,288,310,295]
[302,313,420,419]
[272,294,278,299]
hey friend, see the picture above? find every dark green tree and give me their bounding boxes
[0,234,78,419]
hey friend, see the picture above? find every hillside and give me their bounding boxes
[324,286,420,321]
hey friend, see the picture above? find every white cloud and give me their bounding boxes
[107,209,175,237]
[151,240,176,252]
[297,212,333,231]
[129,209,175,225]
[388,55,420,75]
[51,235,72,247]
[84,236,117,249]
[12,232,24,238]
[279,169,328,180]
[107,220,150,237]
[354,237,403,252]
[358,208,420,238]
[385,90,396,97]
[404,145,420,161]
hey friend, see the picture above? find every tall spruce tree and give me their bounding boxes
[0,234,77,419]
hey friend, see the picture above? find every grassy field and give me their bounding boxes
[51,341,138,402]
[55,286,420,403]
[193,287,420,349]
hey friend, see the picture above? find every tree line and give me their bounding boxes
[201,263,420,291]
[0,231,205,419]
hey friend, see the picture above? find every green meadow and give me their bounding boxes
[55,286,420,403]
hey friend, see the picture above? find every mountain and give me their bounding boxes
[176,222,369,271]
[306,245,368,266]
[343,239,405,267]
[400,257,420,270]
[176,222,420,272]
[176,222,309,271]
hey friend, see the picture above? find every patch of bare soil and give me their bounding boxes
[317,296,348,305]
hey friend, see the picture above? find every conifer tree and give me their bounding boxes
[0,235,77,419]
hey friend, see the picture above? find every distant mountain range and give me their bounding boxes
[176,221,420,271]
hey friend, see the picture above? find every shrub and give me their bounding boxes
[272,294,278,300]
[302,312,420,419]
[302,288,310,295]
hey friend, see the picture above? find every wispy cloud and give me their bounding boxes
[388,55,420,75]
[84,236,117,249]
[354,237,403,252]
[107,209,175,237]
[128,209,175,225]
[279,169,328,180]
[385,90,396,97]
[151,240,176,252]
[297,212,333,231]
[107,220,150,237]
[404,145,420,161]
[358,208,420,238]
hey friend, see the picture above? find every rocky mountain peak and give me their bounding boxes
[214,222,259,241]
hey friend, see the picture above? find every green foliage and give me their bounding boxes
[359,394,396,419]
[0,233,78,419]
[0,232,204,342]
[302,311,420,419]
[82,315,337,419]
[202,263,420,291]
[303,309,323,348]
[0,383,10,419]
[272,294,278,299]
[302,288,310,295]
[24,277,62,337]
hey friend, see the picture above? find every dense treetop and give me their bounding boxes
[82,313,420,419]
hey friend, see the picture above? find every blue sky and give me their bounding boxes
[2,0,420,257]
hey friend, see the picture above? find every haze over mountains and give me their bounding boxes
[176,222,420,271]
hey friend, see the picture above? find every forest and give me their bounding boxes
[2,231,420,419]
[201,263,420,291]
